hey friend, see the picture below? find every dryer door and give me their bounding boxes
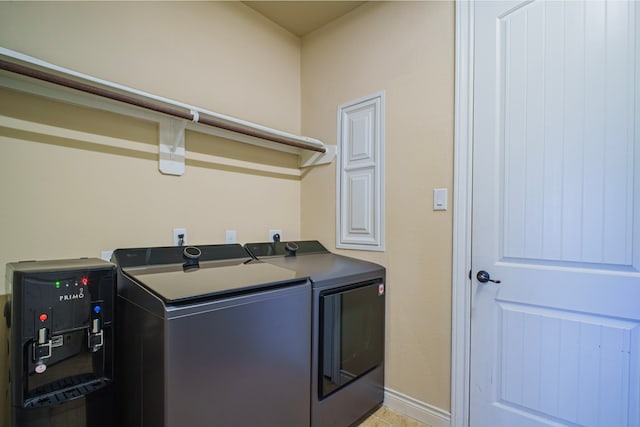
[319,280,385,398]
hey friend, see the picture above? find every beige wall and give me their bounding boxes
[0,1,301,133]
[0,1,303,286]
[301,1,455,411]
[0,87,302,264]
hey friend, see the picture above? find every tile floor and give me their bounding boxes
[358,407,426,427]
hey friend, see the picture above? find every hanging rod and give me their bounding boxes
[0,50,326,154]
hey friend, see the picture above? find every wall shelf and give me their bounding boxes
[0,47,336,175]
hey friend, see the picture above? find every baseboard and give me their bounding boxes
[384,387,451,427]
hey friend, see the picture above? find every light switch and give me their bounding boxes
[433,188,448,211]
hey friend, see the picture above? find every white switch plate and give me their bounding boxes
[225,230,237,244]
[433,188,448,211]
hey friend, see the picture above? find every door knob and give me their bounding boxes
[476,270,501,284]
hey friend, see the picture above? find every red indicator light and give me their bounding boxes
[81,278,88,285]
[39,314,48,322]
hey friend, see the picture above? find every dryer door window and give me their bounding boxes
[319,280,385,398]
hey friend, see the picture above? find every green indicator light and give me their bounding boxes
[55,281,60,288]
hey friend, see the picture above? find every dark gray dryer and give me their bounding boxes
[112,244,311,427]
[245,240,386,427]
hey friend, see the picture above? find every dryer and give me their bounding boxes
[245,240,386,427]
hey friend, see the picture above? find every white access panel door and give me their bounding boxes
[337,92,384,251]
[470,2,640,427]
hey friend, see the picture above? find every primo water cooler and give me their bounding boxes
[3,258,115,427]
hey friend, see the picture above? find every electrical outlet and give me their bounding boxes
[100,250,113,262]
[269,229,282,242]
[225,230,237,244]
[173,228,187,246]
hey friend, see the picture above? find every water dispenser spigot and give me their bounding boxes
[88,317,104,352]
[37,326,49,345]
[33,326,53,373]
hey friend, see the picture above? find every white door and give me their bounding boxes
[470,1,640,426]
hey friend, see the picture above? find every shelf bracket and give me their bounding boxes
[299,144,337,168]
[159,118,187,175]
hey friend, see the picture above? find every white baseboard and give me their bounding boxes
[384,387,451,427]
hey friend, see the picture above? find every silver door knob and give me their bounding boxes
[476,270,501,284]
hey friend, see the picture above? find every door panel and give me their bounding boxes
[499,0,636,266]
[471,1,640,426]
[498,303,637,426]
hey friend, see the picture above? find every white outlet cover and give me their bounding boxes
[173,228,188,246]
[100,250,113,262]
[225,230,237,244]
[269,229,282,242]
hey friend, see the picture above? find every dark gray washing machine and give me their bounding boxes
[111,244,311,427]
[245,241,386,427]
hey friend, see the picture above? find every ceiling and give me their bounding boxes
[242,1,366,37]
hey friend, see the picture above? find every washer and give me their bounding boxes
[245,240,386,427]
[112,244,311,427]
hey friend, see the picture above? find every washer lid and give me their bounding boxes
[113,244,307,303]
[123,259,305,303]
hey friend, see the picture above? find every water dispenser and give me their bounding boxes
[3,258,115,427]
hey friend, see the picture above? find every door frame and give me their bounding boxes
[451,1,474,427]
